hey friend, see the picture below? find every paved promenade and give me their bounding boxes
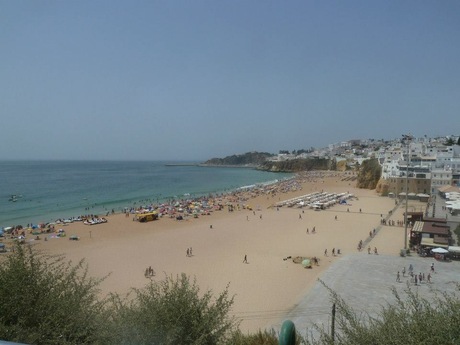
[273,252,460,340]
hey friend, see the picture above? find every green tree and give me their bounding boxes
[445,137,455,146]
[109,273,238,345]
[0,244,110,345]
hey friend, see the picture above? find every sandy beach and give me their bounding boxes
[18,172,405,333]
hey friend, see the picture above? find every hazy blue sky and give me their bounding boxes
[1,1,459,161]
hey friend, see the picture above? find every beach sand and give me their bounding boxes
[27,173,405,333]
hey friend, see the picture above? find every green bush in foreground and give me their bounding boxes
[304,281,460,345]
[227,329,306,345]
[108,273,238,345]
[0,244,110,345]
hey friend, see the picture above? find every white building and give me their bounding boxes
[431,168,453,194]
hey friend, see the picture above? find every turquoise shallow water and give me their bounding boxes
[0,160,292,227]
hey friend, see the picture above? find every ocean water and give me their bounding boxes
[0,160,292,227]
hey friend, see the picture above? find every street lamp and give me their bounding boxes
[402,134,413,250]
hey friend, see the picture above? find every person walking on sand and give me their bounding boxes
[368,246,371,254]
[374,247,378,255]
[324,249,328,256]
[243,254,248,264]
[402,267,406,277]
[396,271,401,282]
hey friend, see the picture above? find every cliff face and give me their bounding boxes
[204,152,274,166]
[356,158,381,189]
[257,158,330,172]
[375,178,390,195]
[205,153,380,191]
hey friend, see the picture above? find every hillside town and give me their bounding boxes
[271,135,460,205]
[269,135,460,255]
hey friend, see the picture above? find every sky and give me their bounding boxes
[1,1,460,161]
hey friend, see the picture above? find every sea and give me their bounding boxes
[0,160,293,228]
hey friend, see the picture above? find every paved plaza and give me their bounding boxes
[274,253,460,339]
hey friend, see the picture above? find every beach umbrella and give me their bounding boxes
[301,259,311,268]
[431,247,448,254]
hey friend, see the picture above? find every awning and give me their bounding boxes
[411,221,424,233]
[431,247,449,254]
[448,246,460,253]
[438,186,460,193]
[417,193,430,198]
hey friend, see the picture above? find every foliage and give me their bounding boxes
[204,152,274,166]
[227,329,279,345]
[0,244,110,345]
[304,281,460,345]
[227,329,306,345]
[445,137,455,146]
[356,158,381,189]
[108,273,238,345]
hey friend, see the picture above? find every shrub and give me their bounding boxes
[109,273,238,345]
[227,328,306,345]
[0,244,110,345]
[305,281,460,345]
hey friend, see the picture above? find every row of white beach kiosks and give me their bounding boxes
[274,192,354,210]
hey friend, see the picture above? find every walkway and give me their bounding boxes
[272,253,460,340]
